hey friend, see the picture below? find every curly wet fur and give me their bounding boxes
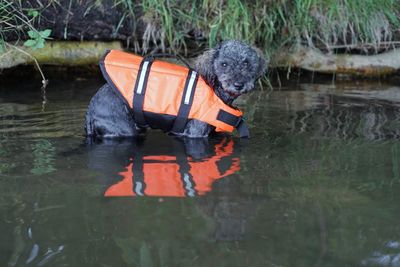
[85,40,267,138]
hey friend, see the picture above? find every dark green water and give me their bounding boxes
[1,76,400,267]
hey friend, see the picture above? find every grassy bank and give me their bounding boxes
[128,0,400,55]
[1,0,400,56]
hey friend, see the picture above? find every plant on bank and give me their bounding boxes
[0,0,51,51]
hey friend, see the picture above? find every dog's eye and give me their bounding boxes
[221,62,228,67]
[243,60,248,67]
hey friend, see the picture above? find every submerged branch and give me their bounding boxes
[273,45,400,77]
[6,43,48,87]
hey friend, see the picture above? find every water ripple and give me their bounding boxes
[0,103,87,138]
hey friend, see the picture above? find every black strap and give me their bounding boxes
[170,70,199,133]
[236,118,250,138]
[216,109,250,138]
[132,58,154,127]
[144,53,192,69]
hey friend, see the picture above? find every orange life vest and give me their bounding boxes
[100,50,249,137]
[104,139,240,197]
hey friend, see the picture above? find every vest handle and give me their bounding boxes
[144,53,193,69]
[216,110,250,138]
[236,118,250,138]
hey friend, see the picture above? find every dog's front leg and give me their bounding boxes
[181,119,213,138]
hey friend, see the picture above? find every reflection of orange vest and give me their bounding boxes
[100,50,249,137]
[104,139,240,197]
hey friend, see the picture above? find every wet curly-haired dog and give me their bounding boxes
[85,40,267,138]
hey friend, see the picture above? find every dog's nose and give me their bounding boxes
[233,82,244,90]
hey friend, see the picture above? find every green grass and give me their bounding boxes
[133,0,400,56]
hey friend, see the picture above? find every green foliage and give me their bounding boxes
[24,29,52,50]
[27,8,39,18]
[0,1,51,50]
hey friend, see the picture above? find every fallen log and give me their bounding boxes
[0,41,122,69]
[2,41,400,79]
[272,45,400,76]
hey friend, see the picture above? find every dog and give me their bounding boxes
[85,40,267,138]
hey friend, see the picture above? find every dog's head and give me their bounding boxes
[195,40,267,103]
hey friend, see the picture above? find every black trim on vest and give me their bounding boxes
[216,109,250,138]
[133,58,154,127]
[170,70,199,133]
[99,50,134,113]
[143,111,177,132]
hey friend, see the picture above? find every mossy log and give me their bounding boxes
[0,41,122,69]
[3,41,400,78]
[273,45,400,77]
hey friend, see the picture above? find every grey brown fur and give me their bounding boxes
[85,40,267,138]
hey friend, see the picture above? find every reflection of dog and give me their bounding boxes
[87,135,241,197]
[88,136,263,242]
[85,40,267,138]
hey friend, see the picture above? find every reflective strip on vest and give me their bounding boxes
[184,71,197,104]
[136,61,150,94]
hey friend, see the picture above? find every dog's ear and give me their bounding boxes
[255,47,268,79]
[194,47,219,84]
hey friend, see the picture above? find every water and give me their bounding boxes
[1,75,400,267]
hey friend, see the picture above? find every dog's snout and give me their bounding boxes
[233,82,244,90]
